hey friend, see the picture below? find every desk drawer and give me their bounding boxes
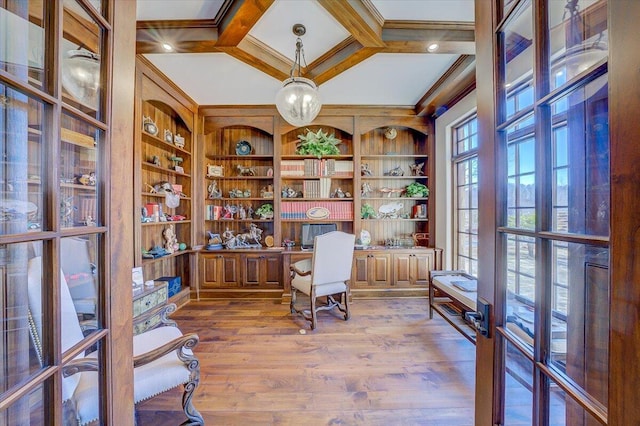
[133,285,168,317]
[134,312,163,335]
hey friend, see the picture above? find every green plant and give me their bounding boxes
[255,203,273,215]
[404,182,429,198]
[295,128,341,158]
[361,203,377,219]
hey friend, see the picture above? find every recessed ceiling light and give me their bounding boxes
[162,43,173,52]
[427,43,439,52]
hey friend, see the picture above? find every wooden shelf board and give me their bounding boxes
[281,175,354,180]
[281,155,353,160]
[206,176,273,180]
[142,131,191,156]
[60,183,96,191]
[207,154,273,160]
[361,154,428,159]
[281,219,353,223]
[142,162,191,178]
[361,176,428,180]
[141,249,194,265]
[141,220,191,226]
[142,192,191,200]
[206,197,273,201]
[205,219,273,223]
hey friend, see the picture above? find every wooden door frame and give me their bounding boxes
[474,0,640,424]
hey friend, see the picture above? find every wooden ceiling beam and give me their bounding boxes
[382,20,475,54]
[230,36,292,81]
[136,21,219,53]
[307,38,381,85]
[414,54,476,117]
[216,0,275,46]
[318,0,385,48]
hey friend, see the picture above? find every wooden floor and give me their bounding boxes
[136,298,476,425]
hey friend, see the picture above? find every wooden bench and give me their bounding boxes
[429,270,478,343]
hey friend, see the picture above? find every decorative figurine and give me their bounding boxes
[260,184,274,199]
[384,127,397,140]
[409,162,425,176]
[385,165,404,176]
[163,224,179,254]
[150,155,161,166]
[208,181,222,199]
[361,182,373,197]
[361,163,373,176]
[236,164,256,176]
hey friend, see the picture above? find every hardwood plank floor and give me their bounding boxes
[136,298,476,425]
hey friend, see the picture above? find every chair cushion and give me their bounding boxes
[292,274,347,297]
[72,326,193,425]
[133,326,193,403]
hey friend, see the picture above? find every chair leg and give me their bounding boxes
[180,379,204,426]
[290,287,297,314]
[343,291,350,321]
[310,293,317,330]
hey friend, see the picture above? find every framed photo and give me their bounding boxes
[174,165,184,174]
[206,164,224,177]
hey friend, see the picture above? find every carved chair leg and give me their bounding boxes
[180,379,204,426]
[343,291,350,320]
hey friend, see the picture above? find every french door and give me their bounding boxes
[472,0,640,424]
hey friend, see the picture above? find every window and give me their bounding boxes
[452,115,478,276]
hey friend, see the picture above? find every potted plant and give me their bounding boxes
[361,203,377,219]
[404,182,429,198]
[255,203,274,219]
[295,128,341,158]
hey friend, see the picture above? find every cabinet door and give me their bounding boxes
[352,253,371,288]
[202,254,239,288]
[369,254,392,286]
[393,254,412,286]
[411,253,432,285]
[243,255,262,287]
[263,255,281,287]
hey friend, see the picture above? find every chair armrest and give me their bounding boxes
[133,303,178,330]
[62,358,99,378]
[133,332,200,372]
[290,259,312,277]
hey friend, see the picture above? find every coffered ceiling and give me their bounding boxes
[136,0,476,114]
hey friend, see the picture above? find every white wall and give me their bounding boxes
[434,90,477,269]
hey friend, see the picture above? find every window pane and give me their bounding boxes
[503,2,534,121]
[62,0,104,118]
[61,235,102,326]
[504,339,533,424]
[0,84,45,235]
[506,234,536,350]
[1,244,41,394]
[2,381,47,425]
[60,113,100,229]
[0,2,46,90]
[505,117,536,229]
[550,243,608,410]
[549,0,608,90]
[550,75,609,236]
[548,377,604,425]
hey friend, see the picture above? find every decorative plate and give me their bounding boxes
[264,235,274,247]
[306,207,330,220]
[235,140,252,156]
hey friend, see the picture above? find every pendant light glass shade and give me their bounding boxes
[275,76,321,127]
[61,49,100,108]
[275,24,322,127]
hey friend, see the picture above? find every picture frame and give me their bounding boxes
[206,164,224,177]
[174,165,185,174]
[164,129,173,143]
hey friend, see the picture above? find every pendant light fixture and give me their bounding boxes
[275,24,321,127]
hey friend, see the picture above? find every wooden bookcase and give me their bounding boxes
[134,58,197,306]
[196,108,437,300]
